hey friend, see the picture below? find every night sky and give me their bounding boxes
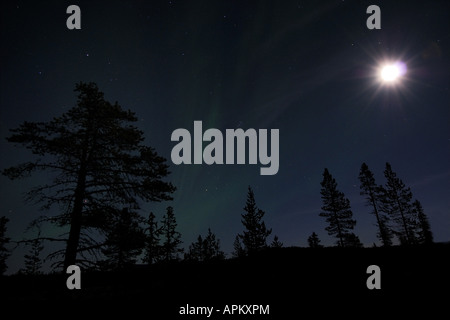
[1,0,449,274]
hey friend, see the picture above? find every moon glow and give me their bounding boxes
[380,62,407,83]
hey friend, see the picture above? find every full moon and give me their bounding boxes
[379,62,407,83]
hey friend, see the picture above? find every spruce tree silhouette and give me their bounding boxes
[185,228,225,261]
[270,235,283,248]
[144,212,162,265]
[185,235,204,261]
[307,232,323,248]
[319,168,356,247]
[2,82,176,269]
[202,228,225,260]
[0,216,10,275]
[412,200,434,245]
[101,208,145,270]
[342,233,363,248]
[160,206,183,261]
[237,186,272,254]
[359,163,393,247]
[380,163,418,245]
[22,232,44,275]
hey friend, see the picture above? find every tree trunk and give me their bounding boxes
[396,198,411,245]
[334,211,344,248]
[371,196,389,246]
[63,151,88,270]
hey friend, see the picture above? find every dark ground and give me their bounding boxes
[1,244,448,318]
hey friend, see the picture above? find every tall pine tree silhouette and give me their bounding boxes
[2,82,175,269]
[412,200,433,245]
[380,163,417,245]
[359,163,393,247]
[320,168,356,247]
[238,186,272,254]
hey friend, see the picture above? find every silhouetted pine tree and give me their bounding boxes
[202,228,225,260]
[160,206,183,261]
[2,82,175,269]
[144,212,162,264]
[343,233,363,248]
[101,208,145,270]
[0,216,10,275]
[320,169,356,247]
[307,232,323,248]
[185,229,224,261]
[238,186,272,254]
[270,235,283,248]
[412,200,433,245]
[185,235,204,261]
[23,234,44,275]
[359,163,393,247]
[380,163,417,245]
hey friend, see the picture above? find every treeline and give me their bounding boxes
[315,163,433,249]
[0,164,434,274]
[0,186,276,273]
[0,82,434,275]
